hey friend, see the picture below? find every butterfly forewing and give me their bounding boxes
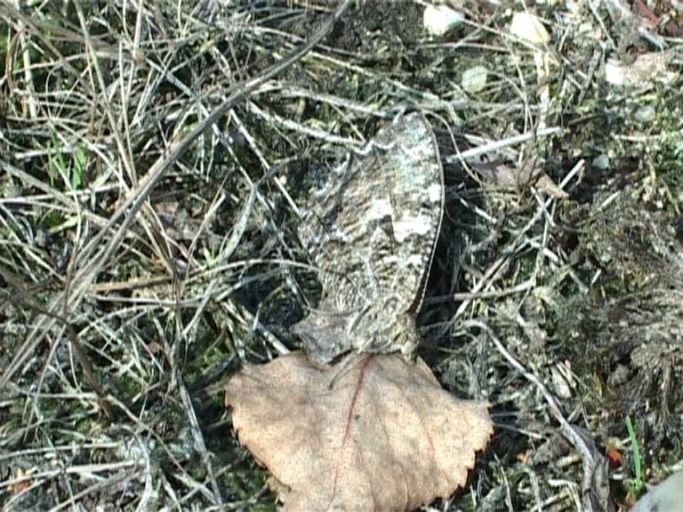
[294,112,444,362]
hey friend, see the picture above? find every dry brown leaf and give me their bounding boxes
[225,352,492,511]
[471,159,568,199]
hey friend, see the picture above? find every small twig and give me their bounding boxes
[446,126,562,162]
[246,100,363,147]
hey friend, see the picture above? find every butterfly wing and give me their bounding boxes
[294,112,444,362]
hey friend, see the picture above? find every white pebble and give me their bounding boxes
[509,11,550,44]
[423,5,465,36]
[461,65,488,94]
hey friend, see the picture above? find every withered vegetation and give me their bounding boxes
[0,1,681,510]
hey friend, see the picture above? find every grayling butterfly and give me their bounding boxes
[293,112,444,363]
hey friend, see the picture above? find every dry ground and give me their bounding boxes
[0,1,682,511]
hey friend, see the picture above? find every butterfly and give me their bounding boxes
[293,112,444,363]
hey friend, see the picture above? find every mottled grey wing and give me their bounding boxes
[293,112,444,362]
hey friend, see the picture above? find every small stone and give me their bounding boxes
[509,12,551,44]
[461,66,488,94]
[423,5,464,36]
[592,154,610,170]
[634,105,655,123]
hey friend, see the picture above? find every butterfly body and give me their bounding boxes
[294,112,444,363]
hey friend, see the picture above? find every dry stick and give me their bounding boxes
[246,100,363,147]
[0,461,140,491]
[446,126,562,163]
[465,320,612,512]
[0,0,352,388]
